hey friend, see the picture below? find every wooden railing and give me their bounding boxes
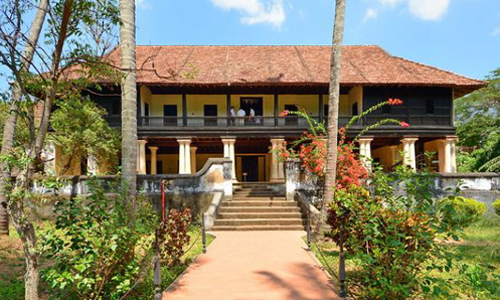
[103,115,451,129]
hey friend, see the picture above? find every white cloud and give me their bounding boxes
[376,0,450,21]
[378,0,404,7]
[211,0,286,29]
[492,26,500,36]
[408,0,450,21]
[136,0,151,10]
[363,8,378,22]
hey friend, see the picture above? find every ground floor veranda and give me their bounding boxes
[46,134,459,178]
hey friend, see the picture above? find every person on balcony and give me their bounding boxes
[249,107,256,125]
[237,107,246,126]
[230,106,236,125]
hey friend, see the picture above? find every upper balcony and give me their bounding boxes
[99,85,456,138]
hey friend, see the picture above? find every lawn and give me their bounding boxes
[0,224,213,300]
[310,215,500,300]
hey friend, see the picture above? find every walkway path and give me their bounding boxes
[162,231,340,300]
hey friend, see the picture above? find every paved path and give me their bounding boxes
[162,231,340,300]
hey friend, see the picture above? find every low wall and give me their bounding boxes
[29,158,233,219]
[285,159,500,212]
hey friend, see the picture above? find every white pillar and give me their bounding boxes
[138,140,147,175]
[87,154,98,175]
[149,146,158,175]
[190,146,197,174]
[440,136,458,173]
[177,138,192,174]
[178,143,185,174]
[270,138,285,182]
[401,137,418,170]
[358,137,373,171]
[222,137,237,180]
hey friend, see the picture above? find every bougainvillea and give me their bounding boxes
[276,98,407,191]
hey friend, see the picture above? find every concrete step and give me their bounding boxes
[231,196,287,201]
[233,192,285,196]
[219,207,301,213]
[210,225,305,231]
[221,201,299,207]
[218,212,302,219]
[214,218,305,226]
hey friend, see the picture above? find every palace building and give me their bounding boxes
[52,45,485,180]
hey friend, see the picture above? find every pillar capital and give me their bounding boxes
[148,146,158,151]
[138,139,147,145]
[444,135,459,142]
[177,138,192,145]
[401,137,419,143]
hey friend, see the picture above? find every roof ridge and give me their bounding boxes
[393,56,486,84]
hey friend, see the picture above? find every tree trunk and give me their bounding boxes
[0,0,49,236]
[323,0,346,208]
[7,2,73,299]
[119,0,137,198]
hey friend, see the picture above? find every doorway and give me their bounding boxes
[240,97,263,125]
[204,105,218,126]
[163,105,178,126]
[241,156,259,182]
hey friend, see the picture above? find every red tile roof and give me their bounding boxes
[100,45,485,90]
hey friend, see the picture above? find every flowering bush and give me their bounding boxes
[276,98,407,186]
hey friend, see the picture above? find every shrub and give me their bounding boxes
[158,208,192,266]
[41,179,157,300]
[493,199,500,216]
[444,197,486,227]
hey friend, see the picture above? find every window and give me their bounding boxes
[426,99,435,114]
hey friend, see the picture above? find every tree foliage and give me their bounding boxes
[49,94,120,174]
[455,68,500,171]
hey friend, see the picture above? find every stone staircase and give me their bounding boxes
[211,182,306,231]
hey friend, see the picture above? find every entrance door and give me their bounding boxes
[163,105,178,126]
[240,97,263,125]
[241,156,259,182]
[204,105,218,126]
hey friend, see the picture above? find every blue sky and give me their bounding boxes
[1,0,499,93]
[134,0,500,80]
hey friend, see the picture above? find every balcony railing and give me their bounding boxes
[104,115,451,129]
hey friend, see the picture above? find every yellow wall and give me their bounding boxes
[149,95,183,117]
[424,140,443,172]
[279,95,320,115]
[186,95,227,117]
[372,145,401,172]
[143,87,365,118]
[140,86,152,115]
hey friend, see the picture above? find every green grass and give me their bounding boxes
[0,224,214,300]
[310,216,500,300]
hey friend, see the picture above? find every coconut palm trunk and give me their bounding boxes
[119,0,137,198]
[323,0,346,207]
[0,0,49,236]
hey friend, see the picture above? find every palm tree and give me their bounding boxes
[324,1,347,296]
[324,0,346,213]
[0,0,50,236]
[119,0,137,197]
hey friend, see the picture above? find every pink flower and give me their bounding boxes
[279,110,290,117]
[400,122,410,128]
[388,98,403,106]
